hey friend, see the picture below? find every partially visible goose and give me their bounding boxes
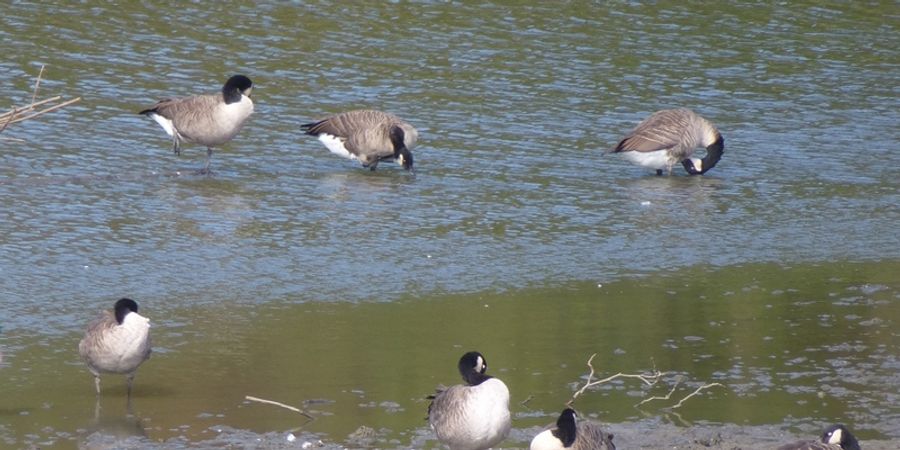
[140,74,254,174]
[606,108,724,176]
[777,424,860,450]
[427,351,511,450]
[301,109,417,171]
[530,408,616,450]
[78,298,152,396]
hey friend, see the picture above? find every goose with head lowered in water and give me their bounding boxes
[607,108,724,176]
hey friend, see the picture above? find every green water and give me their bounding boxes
[1,1,899,448]
[2,262,898,447]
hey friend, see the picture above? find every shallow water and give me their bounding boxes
[1,1,899,448]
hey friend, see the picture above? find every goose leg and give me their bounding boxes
[197,147,213,175]
[94,375,101,395]
[126,373,135,398]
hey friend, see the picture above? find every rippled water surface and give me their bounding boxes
[1,1,898,448]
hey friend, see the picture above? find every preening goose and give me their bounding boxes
[301,109,417,171]
[607,108,724,176]
[530,408,616,450]
[140,74,254,174]
[777,424,860,450]
[78,298,152,396]
[427,351,511,450]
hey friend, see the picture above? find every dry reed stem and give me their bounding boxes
[4,97,81,125]
[0,96,63,120]
[32,64,45,105]
[244,395,315,422]
[0,107,15,134]
[1,66,81,135]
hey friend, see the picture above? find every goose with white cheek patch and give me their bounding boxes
[427,351,511,450]
[78,298,152,396]
[777,424,861,450]
[606,108,724,176]
[530,408,616,450]
[301,109,417,172]
[140,75,254,174]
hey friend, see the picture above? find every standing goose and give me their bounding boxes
[301,109,417,171]
[427,351,511,450]
[78,298,152,396]
[777,424,860,450]
[140,74,254,174]
[530,408,616,450]
[606,108,724,176]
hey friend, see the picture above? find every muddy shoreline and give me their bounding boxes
[73,420,900,449]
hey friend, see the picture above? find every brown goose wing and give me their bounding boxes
[607,109,694,153]
[78,310,116,360]
[576,421,616,450]
[302,110,395,157]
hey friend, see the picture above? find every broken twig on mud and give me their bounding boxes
[245,395,316,422]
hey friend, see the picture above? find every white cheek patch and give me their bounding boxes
[148,113,176,138]
[690,157,703,172]
[828,428,843,445]
[318,133,357,161]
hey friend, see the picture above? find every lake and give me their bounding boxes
[1,1,898,448]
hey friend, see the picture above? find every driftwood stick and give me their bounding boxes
[244,395,315,421]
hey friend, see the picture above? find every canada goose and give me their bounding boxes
[78,298,151,396]
[427,351,511,450]
[139,74,254,174]
[530,408,616,450]
[606,108,724,176]
[777,424,860,450]
[301,109,417,171]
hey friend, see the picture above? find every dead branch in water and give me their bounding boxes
[1,65,81,137]
[568,353,725,411]
[244,395,316,422]
[568,353,665,406]
[664,382,724,410]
